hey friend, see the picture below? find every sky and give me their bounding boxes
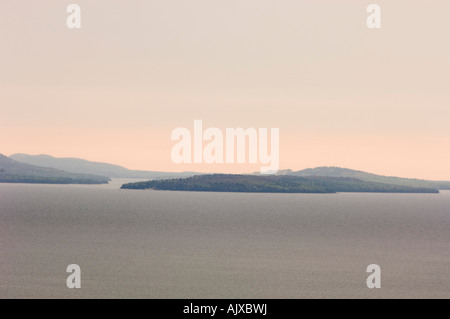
[1,0,450,180]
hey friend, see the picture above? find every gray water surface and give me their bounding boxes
[0,181,449,298]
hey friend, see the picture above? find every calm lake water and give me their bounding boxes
[0,180,449,298]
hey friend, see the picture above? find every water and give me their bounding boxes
[0,180,449,298]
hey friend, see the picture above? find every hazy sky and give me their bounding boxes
[1,0,449,179]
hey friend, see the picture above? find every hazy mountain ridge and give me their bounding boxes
[10,154,200,179]
[0,154,109,184]
[284,167,450,190]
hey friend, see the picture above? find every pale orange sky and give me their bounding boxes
[1,0,450,180]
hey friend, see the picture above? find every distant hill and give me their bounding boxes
[276,167,450,190]
[0,154,110,184]
[121,174,439,194]
[10,154,200,179]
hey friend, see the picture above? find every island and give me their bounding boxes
[120,174,439,194]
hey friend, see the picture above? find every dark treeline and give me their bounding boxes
[0,174,109,185]
[121,174,439,194]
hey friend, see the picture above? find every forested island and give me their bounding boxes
[120,174,439,194]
